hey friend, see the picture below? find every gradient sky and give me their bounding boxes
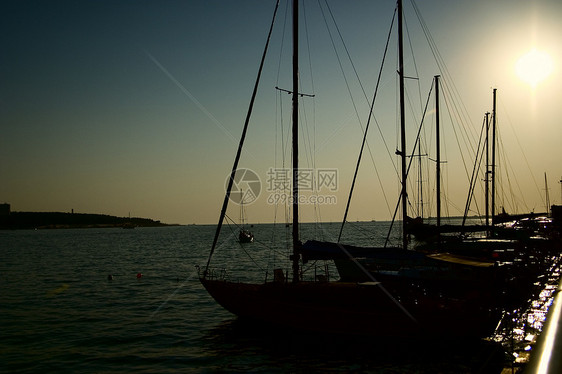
[2,0,561,225]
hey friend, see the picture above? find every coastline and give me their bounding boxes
[0,211,175,230]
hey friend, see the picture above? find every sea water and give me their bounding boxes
[0,223,506,373]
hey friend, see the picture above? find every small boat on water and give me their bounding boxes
[238,228,254,243]
[238,199,254,243]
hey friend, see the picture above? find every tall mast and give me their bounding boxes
[291,0,300,282]
[398,0,408,250]
[417,140,424,218]
[204,1,280,274]
[240,199,244,226]
[484,112,490,232]
[559,177,562,204]
[545,173,550,215]
[491,88,497,224]
[435,75,441,244]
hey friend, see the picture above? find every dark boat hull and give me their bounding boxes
[239,230,254,243]
[200,278,501,338]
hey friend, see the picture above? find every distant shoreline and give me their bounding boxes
[0,211,176,230]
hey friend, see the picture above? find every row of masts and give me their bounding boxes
[436,86,498,237]
[291,0,409,276]
[415,79,498,242]
[208,0,500,281]
[290,0,501,281]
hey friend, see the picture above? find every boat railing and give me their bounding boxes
[196,265,227,281]
[198,262,334,284]
[264,263,333,283]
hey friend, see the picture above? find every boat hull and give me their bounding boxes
[200,278,501,338]
[239,230,254,243]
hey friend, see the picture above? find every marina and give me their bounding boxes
[2,0,562,372]
[200,0,562,361]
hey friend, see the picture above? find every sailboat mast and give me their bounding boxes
[204,2,280,274]
[435,75,441,242]
[558,177,562,204]
[485,112,490,231]
[545,173,550,215]
[398,0,408,250]
[417,142,423,218]
[491,88,497,224]
[291,0,300,283]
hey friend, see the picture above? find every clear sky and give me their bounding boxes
[2,0,561,225]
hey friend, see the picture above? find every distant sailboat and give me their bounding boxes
[122,212,135,229]
[238,200,254,243]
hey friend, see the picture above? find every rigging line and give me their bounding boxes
[337,7,397,241]
[462,115,486,226]
[223,215,268,273]
[385,79,434,246]
[436,75,478,160]
[316,0,365,141]
[279,92,291,168]
[272,97,284,234]
[205,1,280,273]
[302,0,317,161]
[318,0,400,182]
[304,2,318,171]
[322,0,397,161]
[275,92,291,232]
[498,97,542,205]
[279,94,292,229]
[226,214,290,262]
[503,143,530,213]
[410,0,479,149]
[441,88,472,183]
[343,221,377,242]
[498,131,528,213]
[298,94,314,170]
[298,2,317,208]
[468,126,484,217]
[403,8,424,113]
[275,0,289,86]
[273,91,280,229]
[404,87,427,205]
[298,3,317,174]
[441,82,478,169]
[316,223,417,323]
[336,242,417,323]
[440,68,477,154]
[497,133,514,212]
[415,93,430,218]
[495,139,506,213]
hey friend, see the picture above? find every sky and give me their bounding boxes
[1,0,561,225]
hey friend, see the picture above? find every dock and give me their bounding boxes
[523,275,562,373]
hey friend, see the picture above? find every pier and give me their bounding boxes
[523,275,562,373]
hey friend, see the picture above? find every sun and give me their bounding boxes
[515,48,554,88]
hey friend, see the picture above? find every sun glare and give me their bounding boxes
[515,48,554,88]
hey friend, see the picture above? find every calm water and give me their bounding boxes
[0,223,507,373]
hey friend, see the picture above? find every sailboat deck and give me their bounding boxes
[427,253,495,267]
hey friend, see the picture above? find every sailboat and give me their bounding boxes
[200,0,504,338]
[238,200,254,243]
[238,227,254,243]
